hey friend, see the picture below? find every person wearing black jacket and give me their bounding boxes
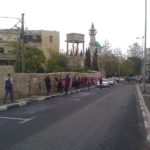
[65,74,70,95]
[44,75,51,95]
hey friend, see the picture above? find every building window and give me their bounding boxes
[24,35,41,43]
[33,35,41,43]
[24,35,33,42]
[49,36,53,42]
[0,47,4,54]
[8,50,12,54]
[28,35,33,41]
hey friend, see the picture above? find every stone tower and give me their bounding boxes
[89,23,97,59]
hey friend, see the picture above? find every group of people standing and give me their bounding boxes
[44,74,71,96]
[44,74,103,95]
[3,73,103,104]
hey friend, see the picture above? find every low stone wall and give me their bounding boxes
[0,71,102,100]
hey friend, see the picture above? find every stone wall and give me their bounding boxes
[0,71,102,100]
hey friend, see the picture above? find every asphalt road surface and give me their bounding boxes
[0,84,148,150]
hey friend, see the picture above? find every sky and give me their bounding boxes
[0,0,149,54]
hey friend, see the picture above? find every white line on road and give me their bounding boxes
[143,94,150,97]
[0,116,37,124]
[19,116,37,124]
[70,98,81,101]
[144,121,150,128]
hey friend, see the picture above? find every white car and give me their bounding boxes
[107,78,116,85]
[102,79,110,87]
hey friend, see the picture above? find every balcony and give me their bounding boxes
[0,54,16,60]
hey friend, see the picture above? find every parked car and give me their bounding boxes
[127,76,137,82]
[102,79,110,87]
[119,77,125,83]
[107,78,116,85]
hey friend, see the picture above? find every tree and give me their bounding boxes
[10,42,46,72]
[127,42,142,58]
[92,48,98,71]
[127,42,142,75]
[121,59,133,76]
[84,48,91,69]
[101,39,112,54]
[46,48,68,72]
[15,47,46,72]
[127,56,142,75]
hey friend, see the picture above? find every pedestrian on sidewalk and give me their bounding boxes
[65,74,70,95]
[57,76,63,93]
[86,77,91,91]
[99,76,103,90]
[44,74,51,95]
[3,74,14,104]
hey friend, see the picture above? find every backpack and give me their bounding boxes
[5,79,12,89]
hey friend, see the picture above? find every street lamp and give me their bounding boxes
[143,0,147,93]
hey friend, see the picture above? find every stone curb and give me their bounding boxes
[0,87,94,112]
[136,84,150,147]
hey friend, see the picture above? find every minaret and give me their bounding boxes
[89,23,97,58]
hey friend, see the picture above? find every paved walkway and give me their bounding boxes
[139,84,150,112]
[136,83,150,146]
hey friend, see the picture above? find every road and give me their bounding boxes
[0,84,148,150]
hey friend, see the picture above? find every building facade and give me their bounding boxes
[0,29,60,65]
[0,29,18,65]
[89,23,97,59]
[24,30,59,58]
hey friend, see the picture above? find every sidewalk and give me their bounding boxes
[0,87,94,111]
[140,84,150,112]
[136,83,150,146]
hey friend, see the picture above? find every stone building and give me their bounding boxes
[65,23,102,70]
[24,30,59,58]
[0,29,18,65]
[65,33,85,70]
[0,29,60,65]
[66,33,85,55]
[89,23,97,60]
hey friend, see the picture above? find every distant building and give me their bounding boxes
[65,23,102,70]
[24,30,59,58]
[65,33,85,70]
[89,23,97,59]
[89,23,102,55]
[66,33,85,55]
[0,29,18,65]
[0,29,60,65]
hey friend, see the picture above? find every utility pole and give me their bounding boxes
[20,13,25,73]
[143,0,147,93]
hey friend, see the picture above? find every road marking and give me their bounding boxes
[142,112,146,117]
[0,116,37,124]
[144,121,150,128]
[143,94,150,97]
[19,116,37,124]
[70,98,81,101]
